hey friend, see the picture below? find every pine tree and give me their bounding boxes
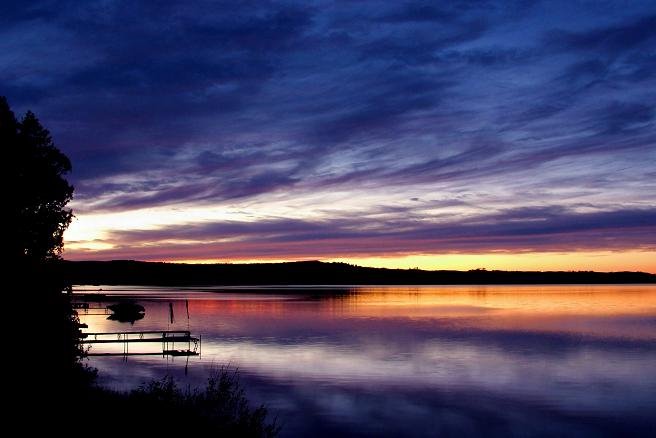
[3,97,74,261]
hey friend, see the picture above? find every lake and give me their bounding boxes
[75,284,656,437]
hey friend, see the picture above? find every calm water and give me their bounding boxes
[75,285,656,437]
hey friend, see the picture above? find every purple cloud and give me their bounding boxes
[63,207,656,261]
[3,1,655,261]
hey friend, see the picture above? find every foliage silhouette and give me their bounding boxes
[2,97,279,436]
[128,370,280,436]
[5,96,83,422]
[72,369,280,436]
[3,96,74,263]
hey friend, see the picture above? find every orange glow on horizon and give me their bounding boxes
[162,250,656,273]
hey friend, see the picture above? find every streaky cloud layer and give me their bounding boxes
[3,1,655,269]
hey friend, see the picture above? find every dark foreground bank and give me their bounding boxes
[26,271,278,436]
[59,260,656,286]
[69,370,280,436]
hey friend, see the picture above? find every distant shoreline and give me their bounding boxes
[57,260,656,286]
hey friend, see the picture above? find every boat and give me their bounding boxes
[107,302,145,313]
[106,302,145,324]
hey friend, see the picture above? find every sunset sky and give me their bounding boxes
[3,1,655,272]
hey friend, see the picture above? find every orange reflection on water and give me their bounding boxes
[329,285,656,340]
[340,285,655,314]
[76,284,656,424]
[78,284,656,343]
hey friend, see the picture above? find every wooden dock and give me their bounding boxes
[81,330,201,357]
[82,330,197,343]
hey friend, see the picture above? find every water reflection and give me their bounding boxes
[76,285,656,437]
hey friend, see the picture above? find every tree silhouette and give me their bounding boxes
[3,96,74,262]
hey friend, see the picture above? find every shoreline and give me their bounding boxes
[57,260,656,286]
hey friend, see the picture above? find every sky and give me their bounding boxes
[2,1,655,272]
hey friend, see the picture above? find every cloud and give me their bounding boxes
[4,1,655,261]
[545,14,656,57]
[65,206,656,261]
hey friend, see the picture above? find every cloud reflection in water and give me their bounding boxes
[80,285,656,436]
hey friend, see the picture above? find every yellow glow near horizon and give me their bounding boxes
[64,184,483,245]
[164,250,656,273]
[64,204,243,243]
[64,193,656,273]
[330,252,656,273]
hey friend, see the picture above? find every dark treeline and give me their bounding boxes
[59,260,656,286]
